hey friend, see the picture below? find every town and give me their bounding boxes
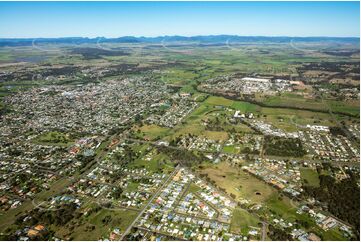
[0,26,359,241]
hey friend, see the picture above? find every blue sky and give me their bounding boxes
[0,1,359,38]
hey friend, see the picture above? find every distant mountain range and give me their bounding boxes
[0,35,359,47]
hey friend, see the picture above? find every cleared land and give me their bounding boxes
[300,168,320,187]
[230,208,260,234]
[197,161,276,204]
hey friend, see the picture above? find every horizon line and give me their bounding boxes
[0,34,360,40]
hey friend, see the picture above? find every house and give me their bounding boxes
[34,225,45,231]
[27,229,39,238]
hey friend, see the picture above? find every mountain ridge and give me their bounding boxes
[0,35,359,47]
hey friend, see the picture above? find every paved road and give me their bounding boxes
[120,166,180,240]
[261,221,267,241]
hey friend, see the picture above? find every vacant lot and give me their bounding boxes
[230,208,260,234]
[327,100,360,116]
[262,93,327,111]
[300,168,320,187]
[259,93,359,117]
[205,96,234,106]
[34,131,73,146]
[135,124,171,140]
[127,149,173,174]
[231,101,259,113]
[197,162,276,204]
[63,208,138,240]
[202,130,229,141]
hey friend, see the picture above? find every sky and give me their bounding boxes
[0,1,359,38]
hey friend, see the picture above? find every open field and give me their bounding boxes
[205,96,234,106]
[198,95,357,132]
[260,93,359,117]
[33,131,74,146]
[264,193,299,221]
[260,93,327,110]
[230,208,260,234]
[202,130,229,141]
[205,96,260,113]
[56,208,138,240]
[128,151,173,174]
[326,100,360,116]
[197,161,277,204]
[300,168,320,187]
[134,124,171,141]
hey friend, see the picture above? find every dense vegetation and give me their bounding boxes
[16,203,79,227]
[267,224,293,241]
[157,145,207,167]
[329,126,347,136]
[263,136,306,157]
[303,173,360,237]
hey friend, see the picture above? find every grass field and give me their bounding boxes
[230,208,260,234]
[0,200,34,233]
[205,96,259,113]
[200,95,353,133]
[135,124,171,140]
[197,162,276,204]
[160,68,199,86]
[202,130,229,141]
[300,168,320,187]
[187,102,216,118]
[66,208,138,240]
[195,94,358,137]
[168,102,212,138]
[125,181,140,192]
[33,131,73,146]
[262,94,327,110]
[188,183,202,193]
[231,101,259,113]
[223,145,240,154]
[318,227,348,241]
[259,106,345,129]
[170,96,258,139]
[327,100,360,116]
[265,193,298,221]
[205,96,234,106]
[260,93,359,117]
[196,161,324,236]
[127,148,174,174]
